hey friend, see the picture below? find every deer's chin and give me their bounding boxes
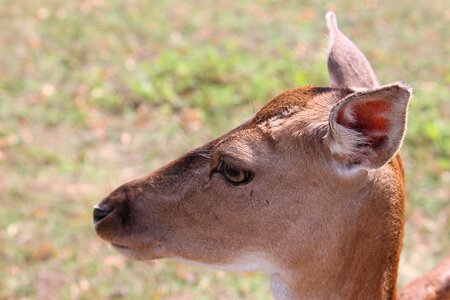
[111,243,166,261]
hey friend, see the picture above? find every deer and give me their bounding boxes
[93,12,450,299]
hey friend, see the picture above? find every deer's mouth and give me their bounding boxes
[109,241,167,261]
[111,243,130,250]
[111,243,137,258]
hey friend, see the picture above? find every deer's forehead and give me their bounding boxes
[251,87,334,126]
[166,87,350,169]
[213,128,273,164]
[249,87,352,140]
[211,87,346,157]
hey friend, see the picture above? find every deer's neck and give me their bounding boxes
[270,248,394,300]
[271,166,405,300]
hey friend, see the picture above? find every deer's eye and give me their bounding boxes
[218,160,252,185]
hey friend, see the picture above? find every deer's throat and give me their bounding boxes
[270,180,404,300]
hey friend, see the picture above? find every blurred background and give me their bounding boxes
[0,0,449,299]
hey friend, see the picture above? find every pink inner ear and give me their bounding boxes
[337,99,391,147]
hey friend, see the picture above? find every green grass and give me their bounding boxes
[1,0,449,299]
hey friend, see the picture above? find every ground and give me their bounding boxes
[0,0,449,299]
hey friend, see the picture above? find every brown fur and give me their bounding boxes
[251,87,333,125]
[93,12,449,300]
[95,86,408,298]
[399,256,450,300]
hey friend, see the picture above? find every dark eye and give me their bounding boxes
[217,160,253,185]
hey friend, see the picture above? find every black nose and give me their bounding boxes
[93,204,113,224]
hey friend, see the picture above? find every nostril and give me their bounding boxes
[93,204,114,224]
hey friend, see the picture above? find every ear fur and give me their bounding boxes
[326,12,379,89]
[327,83,412,171]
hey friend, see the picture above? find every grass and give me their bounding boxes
[0,0,449,299]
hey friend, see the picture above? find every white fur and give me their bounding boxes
[270,274,296,300]
[328,123,368,156]
[177,254,298,300]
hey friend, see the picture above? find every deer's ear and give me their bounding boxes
[327,83,412,170]
[326,12,379,89]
